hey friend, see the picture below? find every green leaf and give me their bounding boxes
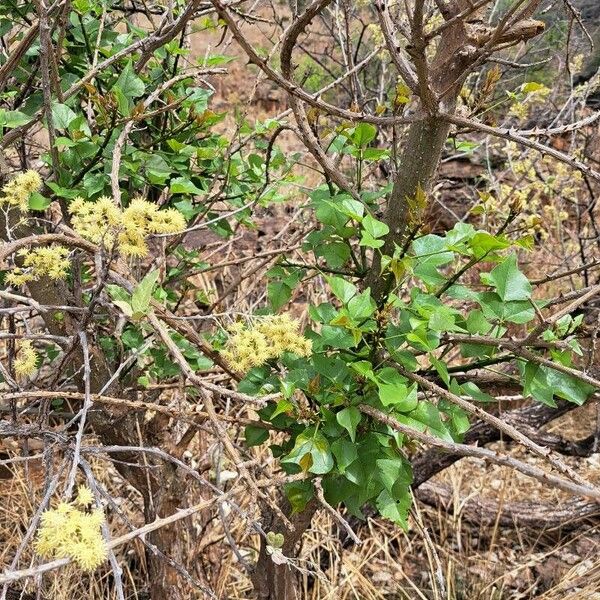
[200,54,236,67]
[271,399,294,419]
[523,361,595,406]
[337,198,365,220]
[336,406,361,442]
[481,254,531,302]
[113,61,145,99]
[429,355,449,386]
[350,360,377,382]
[376,488,411,529]
[131,270,159,316]
[478,292,535,324]
[359,230,384,249]
[316,241,351,269]
[283,429,334,475]
[362,147,390,160]
[112,300,133,317]
[403,401,454,441]
[54,137,77,149]
[106,284,133,317]
[347,289,375,321]
[28,192,51,211]
[378,382,418,411]
[309,302,337,323]
[285,480,314,514]
[0,109,31,128]
[352,123,377,148]
[268,281,292,311]
[52,103,77,130]
[466,309,493,335]
[245,425,269,447]
[106,284,131,303]
[311,188,352,229]
[469,231,510,258]
[312,355,351,384]
[412,234,455,286]
[319,325,357,349]
[376,458,411,492]
[170,176,204,195]
[145,154,172,184]
[331,438,358,473]
[328,276,357,304]
[460,381,495,403]
[362,214,389,239]
[428,306,458,332]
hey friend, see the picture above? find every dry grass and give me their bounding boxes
[2,404,599,599]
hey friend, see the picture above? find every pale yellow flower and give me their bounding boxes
[69,196,186,257]
[221,315,312,373]
[14,340,38,378]
[0,170,42,212]
[75,485,94,507]
[5,245,70,287]
[35,487,107,572]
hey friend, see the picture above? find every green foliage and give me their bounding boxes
[256,207,596,527]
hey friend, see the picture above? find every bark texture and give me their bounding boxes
[251,499,318,600]
[366,116,452,300]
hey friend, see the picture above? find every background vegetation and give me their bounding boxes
[1,0,600,598]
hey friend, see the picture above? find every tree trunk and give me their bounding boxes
[251,499,318,600]
[366,115,452,301]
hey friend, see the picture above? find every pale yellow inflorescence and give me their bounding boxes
[69,196,187,258]
[480,141,579,240]
[508,83,550,119]
[13,339,38,378]
[35,485,107,572]
[5,245,71,287]
[0,170,42,212]
[221,314,312,373]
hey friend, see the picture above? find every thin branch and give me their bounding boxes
[359,404,600,501]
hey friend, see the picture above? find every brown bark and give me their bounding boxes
[366,116,452,300]
[146,476,189,599]
[251,499,318,600]
[365,0,471,302]
[416,482,600,530]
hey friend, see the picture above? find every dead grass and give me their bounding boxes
[2,402,599,600]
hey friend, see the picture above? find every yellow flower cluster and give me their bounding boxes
[14,340,38,378]
[35,485,107,572]
[69,197,186,257]
[221,314,312,373]
[570,53,584,75]
[509,82,550,119]
[5,245,70,286]
[366,23,384,46]
[478,142,582,241]
[0,170,42,212]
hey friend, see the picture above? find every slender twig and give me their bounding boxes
[359,404,600,501]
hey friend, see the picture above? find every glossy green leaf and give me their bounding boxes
[336,406,361,442]
[331,438,358,472]
[481,254,531,301]
[131,270,159,316]
[352,122,377,148]
[328,276,357,304]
